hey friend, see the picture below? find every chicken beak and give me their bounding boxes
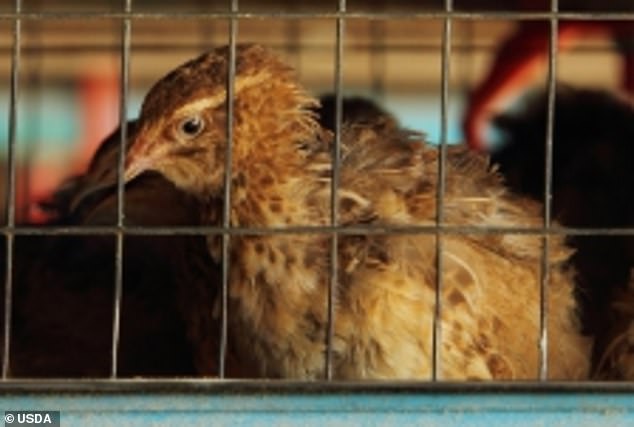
[68,136,153,213]
[123,152,150,184]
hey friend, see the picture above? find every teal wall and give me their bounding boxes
[0,89,464,157]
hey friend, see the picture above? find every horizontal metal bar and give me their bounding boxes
[0,11,633,21]
[0,44,621,57]
[1,379,634,394]
[3,224,634,236]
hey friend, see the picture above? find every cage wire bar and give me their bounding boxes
[325,0,346,381]
[5,224,634,237]
[1,11,634,20]
[538,0,559,381]
[0,0,632,388]
[219,0,239,379]
[2,0,21,381]
[432,0,452,381]
[110,0,132,379]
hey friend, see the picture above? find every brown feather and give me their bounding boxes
[123,44,591,380]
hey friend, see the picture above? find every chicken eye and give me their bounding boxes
[179,116,205,139]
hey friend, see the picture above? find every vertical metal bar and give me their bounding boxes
[539,0,558,381]
[325,0,345,381]
[219,0,239,379]
[111,0,132,378]
[2,0,21,380]
[432,0,452,381]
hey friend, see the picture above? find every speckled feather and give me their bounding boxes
[124,44,591,380]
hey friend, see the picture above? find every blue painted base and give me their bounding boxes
[0,382,633,426]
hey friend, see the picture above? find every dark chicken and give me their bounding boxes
[491,87,634,379]
[1,123,222,377]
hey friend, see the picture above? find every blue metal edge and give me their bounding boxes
[0,381,633,426]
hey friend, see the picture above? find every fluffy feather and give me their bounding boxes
[123,44,591,379]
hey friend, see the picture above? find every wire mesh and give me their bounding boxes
[1,0,633,387]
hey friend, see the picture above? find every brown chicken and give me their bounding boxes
[119,44,591,380]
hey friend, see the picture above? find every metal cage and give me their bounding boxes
[1,0,634,425]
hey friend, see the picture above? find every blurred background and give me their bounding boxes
[0,0,632,223]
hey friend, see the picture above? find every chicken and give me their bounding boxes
[490,87,634,379]
[3,123,224,377]
[119,44,590,380]
[463,0,634,150]
[594,281,634,380]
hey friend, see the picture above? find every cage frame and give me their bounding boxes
[1,0,634,402]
